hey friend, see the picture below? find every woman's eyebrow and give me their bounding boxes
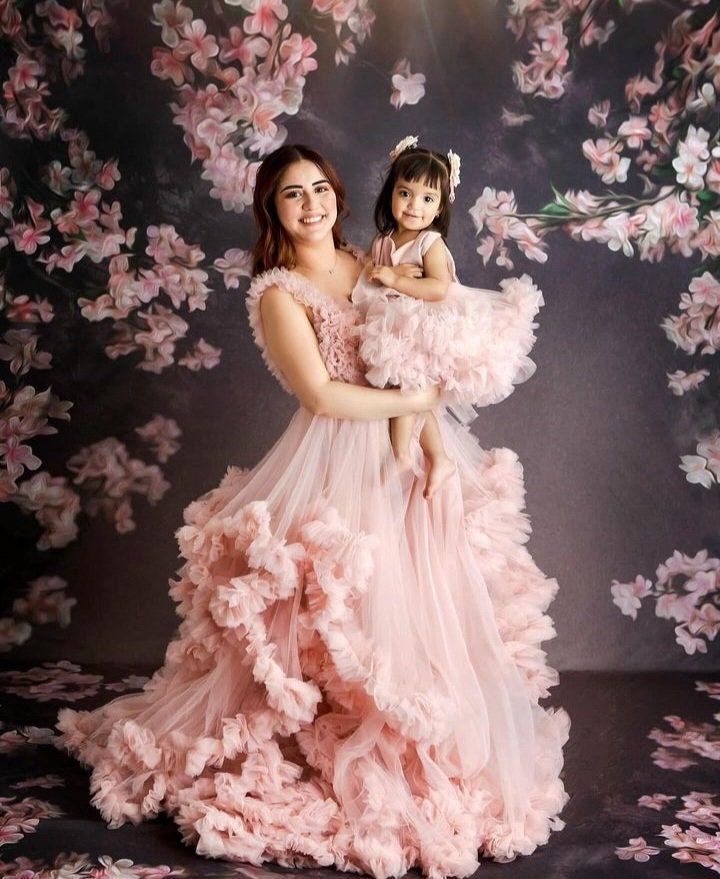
[279,178,330,192]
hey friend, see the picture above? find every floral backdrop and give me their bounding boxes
[1,0,719,672]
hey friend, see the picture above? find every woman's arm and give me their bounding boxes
[368,238,451,302]
[259,285,439,419]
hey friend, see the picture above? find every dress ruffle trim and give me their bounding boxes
[55,452,568,879]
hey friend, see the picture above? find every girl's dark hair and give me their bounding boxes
[373,147,452,237]
[251,144,348,275]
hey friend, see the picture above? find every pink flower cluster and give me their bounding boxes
[13,470,81,550]
[0,384,72,494]
[0,852,188,878]
[310,0,375,66]
[617,682,720,870]
[0,575,76,654]
[134,414,182,463]
[0,794,62,849]
[150,0,321,211]
[649,713,720,766]
[66,436,171,534]
[0,0,115,139]
[507,1,623,103]
[0,723,56,756]
[680,430,720,490]
[0,660,102,703]
[611,549,720,655]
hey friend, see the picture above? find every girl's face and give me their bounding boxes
[391,175,442,234]
[274,159,338,246]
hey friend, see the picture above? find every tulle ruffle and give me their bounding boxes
[55,407,569,879]
[352,272,545,411]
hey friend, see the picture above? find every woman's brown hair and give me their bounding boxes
[251,144,348,275]
[374,147,452,238]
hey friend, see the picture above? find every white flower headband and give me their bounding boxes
[388,135,462,202]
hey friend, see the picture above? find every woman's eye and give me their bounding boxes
[315,186,329,193]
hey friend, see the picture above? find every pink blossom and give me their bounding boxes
[615,836,661,862]
[176,19,219,72]
[178,337,221,371]
[582,137,630,183]
[10,773,64,790]
[390,59,426,109]
[151,0,193,49]
[135,414,181,463]
[687,603,720,640]
[213,248,252,288]
[610,575,652,619]
[698,432,720,479]
[638,793,677,810]
[695,680,720,699]
[655,592,697,624]
[625,73,662,113]
[675,625,708,655]
[500,107,534,127]
[588,99,610,128]
[244,0,288,39]
[680,454,714,488]
[667,369,709,395]
[0,617,32,653]
[150,47,187,86]
[0,329,52,376]
[219,28,269,66]
[12,576,76,627]
[5,293,54,324]
[617,114,651,149]
[651,747,698,770]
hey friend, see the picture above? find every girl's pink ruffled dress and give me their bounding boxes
[54,248,570,879]
[352,230,544,416]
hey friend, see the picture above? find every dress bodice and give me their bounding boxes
[246,260,368,394]
[372,230,458,281]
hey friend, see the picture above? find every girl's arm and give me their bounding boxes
[259,285,439,419]
[368,238,451,302]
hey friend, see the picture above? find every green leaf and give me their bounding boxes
[538,201,571,217]
[696,189,718,204]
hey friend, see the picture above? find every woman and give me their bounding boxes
[55,144,570,879]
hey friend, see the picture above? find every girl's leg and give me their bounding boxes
[390,414,416,470]
[419,411,456,499]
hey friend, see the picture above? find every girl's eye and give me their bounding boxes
[399,190,410,198]
[424,196,434,203]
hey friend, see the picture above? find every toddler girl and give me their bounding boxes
[352,136,545,499]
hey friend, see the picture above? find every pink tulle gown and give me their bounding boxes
[55,246,570,879]
[353,230,544,419]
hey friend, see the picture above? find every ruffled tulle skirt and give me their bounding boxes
[352,274,545,412]
[55,407,569,879]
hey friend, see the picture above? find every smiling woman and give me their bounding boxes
[251,145,349,277]
[55,142,569,879]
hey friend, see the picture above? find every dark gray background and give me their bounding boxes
[4,0,717,671]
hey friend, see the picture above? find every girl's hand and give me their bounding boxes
[394,263,423,279]
[368,264,397,287]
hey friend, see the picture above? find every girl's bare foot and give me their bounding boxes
[424,456,456,499]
